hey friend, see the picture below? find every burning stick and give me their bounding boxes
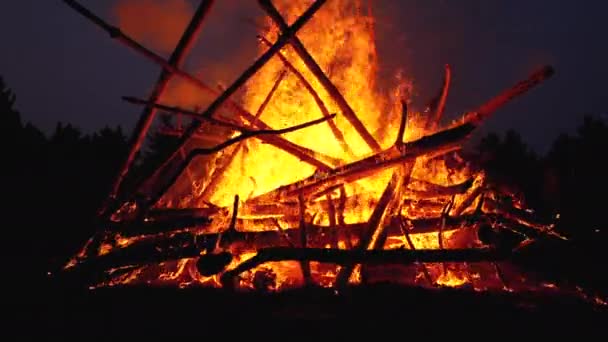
[122,97,341,170]
[148,114,336,207]
[424,64,452,131]
[335,170,404,288]
[258,0,382,153]
[258,35,356,159]
[63,0,216,216]
[396,100,408,145]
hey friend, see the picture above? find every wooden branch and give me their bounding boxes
[258,35,356,159]
[66,211,533,283]
[220,247,510,287]
[258,0,382,153]
[247,122,475,204]
[121,99,341,171]
[64,0,216,217]
[396,100,408,145]
[148,114,336,206]
[407,178,474,198]
[463,65,555,124]
[424,64,451,131]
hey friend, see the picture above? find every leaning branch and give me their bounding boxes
[258,35,356,159]
[258,0,382,153]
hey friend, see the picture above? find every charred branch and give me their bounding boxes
[220,247,510,288]
[463,66,555,124]
[248,122,475,204]
[424,64,451,132]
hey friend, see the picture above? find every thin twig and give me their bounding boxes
[192,114,336,155]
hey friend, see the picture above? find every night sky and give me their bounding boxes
[2,0,607,153]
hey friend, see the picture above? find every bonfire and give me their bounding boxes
[61,0,575,295]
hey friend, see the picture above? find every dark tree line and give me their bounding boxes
[2,76,606,286]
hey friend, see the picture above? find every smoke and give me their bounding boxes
[113,0,194,54]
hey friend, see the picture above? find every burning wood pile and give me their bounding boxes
[61,0,567,293]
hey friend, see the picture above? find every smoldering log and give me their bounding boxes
[220,246,511,288]
[248,122,476,204]
[67,211,533,281]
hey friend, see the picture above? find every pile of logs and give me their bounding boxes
[59,0,559,289]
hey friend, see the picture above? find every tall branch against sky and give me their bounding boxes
[1,1,607,152]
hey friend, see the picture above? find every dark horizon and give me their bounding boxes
[1,0,607,153]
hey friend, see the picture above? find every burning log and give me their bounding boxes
[248,122,475,204]
[65,211,535,284]
[259,35,356,159]
[407,178,474,197]
[259,0,382,153]
[220,247,511,288]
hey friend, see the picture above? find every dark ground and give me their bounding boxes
[15,278,606,339]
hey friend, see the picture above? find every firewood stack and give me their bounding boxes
[59,0,565,292]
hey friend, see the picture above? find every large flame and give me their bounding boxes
[207,0,415,223]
